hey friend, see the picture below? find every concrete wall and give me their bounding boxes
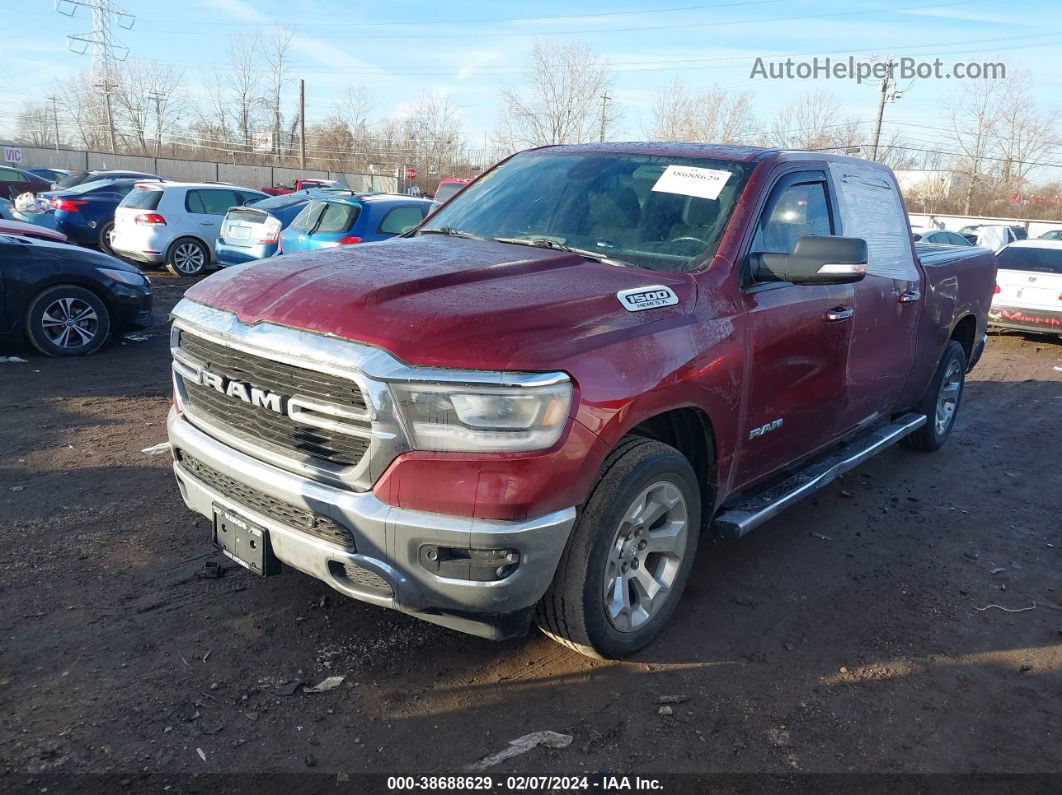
[909,212,1062,238]
[8,144,397,193]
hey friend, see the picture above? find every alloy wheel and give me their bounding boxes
[41,296,99,350]
[935,359,963,435]
[173,242,206,274]
[603,480,689,632]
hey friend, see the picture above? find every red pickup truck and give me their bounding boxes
[167,144,996,658]
[260,178,345,196]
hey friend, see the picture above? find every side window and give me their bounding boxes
[749,180,832,257]
[378,205,426,235]
[239,191,263,205]
[185,190,205,214]
[314,202,359,234]
[116,184,135,197]
[198,189,239,215]
[0,168,20,182]
[290,201,325,232]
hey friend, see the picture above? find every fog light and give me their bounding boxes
[418,545,520,581]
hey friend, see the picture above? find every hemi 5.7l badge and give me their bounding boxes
[616,285,680,312]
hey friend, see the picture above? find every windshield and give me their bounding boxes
[997,246,1062,274]
[421,151,753,272]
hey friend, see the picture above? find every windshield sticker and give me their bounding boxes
[651,165,732,201]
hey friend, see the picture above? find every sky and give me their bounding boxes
[2,0,1061,177]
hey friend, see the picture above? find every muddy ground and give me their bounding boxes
[0,273,1059,781]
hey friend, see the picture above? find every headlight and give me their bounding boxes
[390,378,572,452]
[97,267,147,286]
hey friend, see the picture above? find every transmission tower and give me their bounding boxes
[54,0,135,78]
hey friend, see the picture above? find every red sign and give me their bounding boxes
[405,167,417,181]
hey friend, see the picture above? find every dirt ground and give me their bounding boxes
[1,273,1059,780]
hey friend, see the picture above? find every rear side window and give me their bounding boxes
[186,189,239,215]
[290,201,326,232]
[378,205,426,235]
[315,202,360,234]
[0,168,22,182]
[122,187,163,210]
[997,247,1062,274]
[238,191,265,205]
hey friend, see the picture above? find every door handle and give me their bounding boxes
[898,289,921,303]
[824,306,854,322]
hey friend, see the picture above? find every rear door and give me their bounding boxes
[185,188,240,242]
[827,163,922,433]
[734,170,856,486]
[305,201,360,247]
[0,168,30,201]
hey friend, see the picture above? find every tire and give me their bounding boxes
[536,437,701,659]
[166,238,210,277]
[97,221,116,256]
[902,340,967,452]
[25,284,111,357]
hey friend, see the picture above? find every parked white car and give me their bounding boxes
[111,182,267,276]
[990,240,1062,338]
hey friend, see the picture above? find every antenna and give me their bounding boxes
[54,0,135,77]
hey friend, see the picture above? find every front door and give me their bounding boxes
[734,170,855,488]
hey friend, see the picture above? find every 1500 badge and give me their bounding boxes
[616,285,680,312]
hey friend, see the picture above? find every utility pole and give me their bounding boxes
[299,79,306,170]
[870,57,900,161]
[95,80,117,154]
[148,91,163,156]
[598,92,610,143]
[49,95,61,153]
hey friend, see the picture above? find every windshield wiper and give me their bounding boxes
[493,237,632,267]
[419,226,482,240]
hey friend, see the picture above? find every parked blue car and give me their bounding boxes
[214,191,317,267]
[278,193,434,255]
[42,177,164,255]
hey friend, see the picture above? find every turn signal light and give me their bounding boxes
[338,236,362,245]
[994,284,1001,294]
[135,213,167,226]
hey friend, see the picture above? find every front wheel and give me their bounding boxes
[166,238,210,277]
[902,340,967,452]
[25,285,111,357]
[536,437,701,659]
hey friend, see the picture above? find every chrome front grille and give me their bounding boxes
[174,329,372,473]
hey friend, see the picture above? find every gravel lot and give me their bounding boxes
[1,274,1059,778]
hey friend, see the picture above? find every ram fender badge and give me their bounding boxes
[616,285,679,312]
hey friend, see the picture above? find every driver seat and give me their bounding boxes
[668,197,719,242]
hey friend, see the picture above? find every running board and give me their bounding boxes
[712,412,927,538]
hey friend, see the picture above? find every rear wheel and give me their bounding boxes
[25,285,110,357]
[902,340,967,452]
[536,438,700,659]
[97,221,116,255]
[166,238,209,277]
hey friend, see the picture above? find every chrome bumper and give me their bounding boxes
[167,408,577,638]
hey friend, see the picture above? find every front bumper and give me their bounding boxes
[167,408,577,639]
[988,305,1062,335]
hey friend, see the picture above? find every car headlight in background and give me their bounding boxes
[390,377,572,452]
[97,267,148,286]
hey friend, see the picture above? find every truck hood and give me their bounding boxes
[184,236,697,370]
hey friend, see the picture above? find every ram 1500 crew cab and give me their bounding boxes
[167,144,997,658]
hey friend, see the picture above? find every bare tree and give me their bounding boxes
[15,103,54,147]
[58,71,109,151]
[227,33,264,153]
[947,80,1004,214]
[994,76,1059,193]
[767,89,859,151]
[647,79,759,144]
[497,40,616,149]
[263,27,294,156]
[111,58,185,154]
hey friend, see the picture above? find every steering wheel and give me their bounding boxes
[671,236,710,247]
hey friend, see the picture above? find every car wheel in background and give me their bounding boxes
[25,285,111,357]
[166,238,209,277]
[902,340,967,452]
[536,437,701,659]
[97,221,116,255]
